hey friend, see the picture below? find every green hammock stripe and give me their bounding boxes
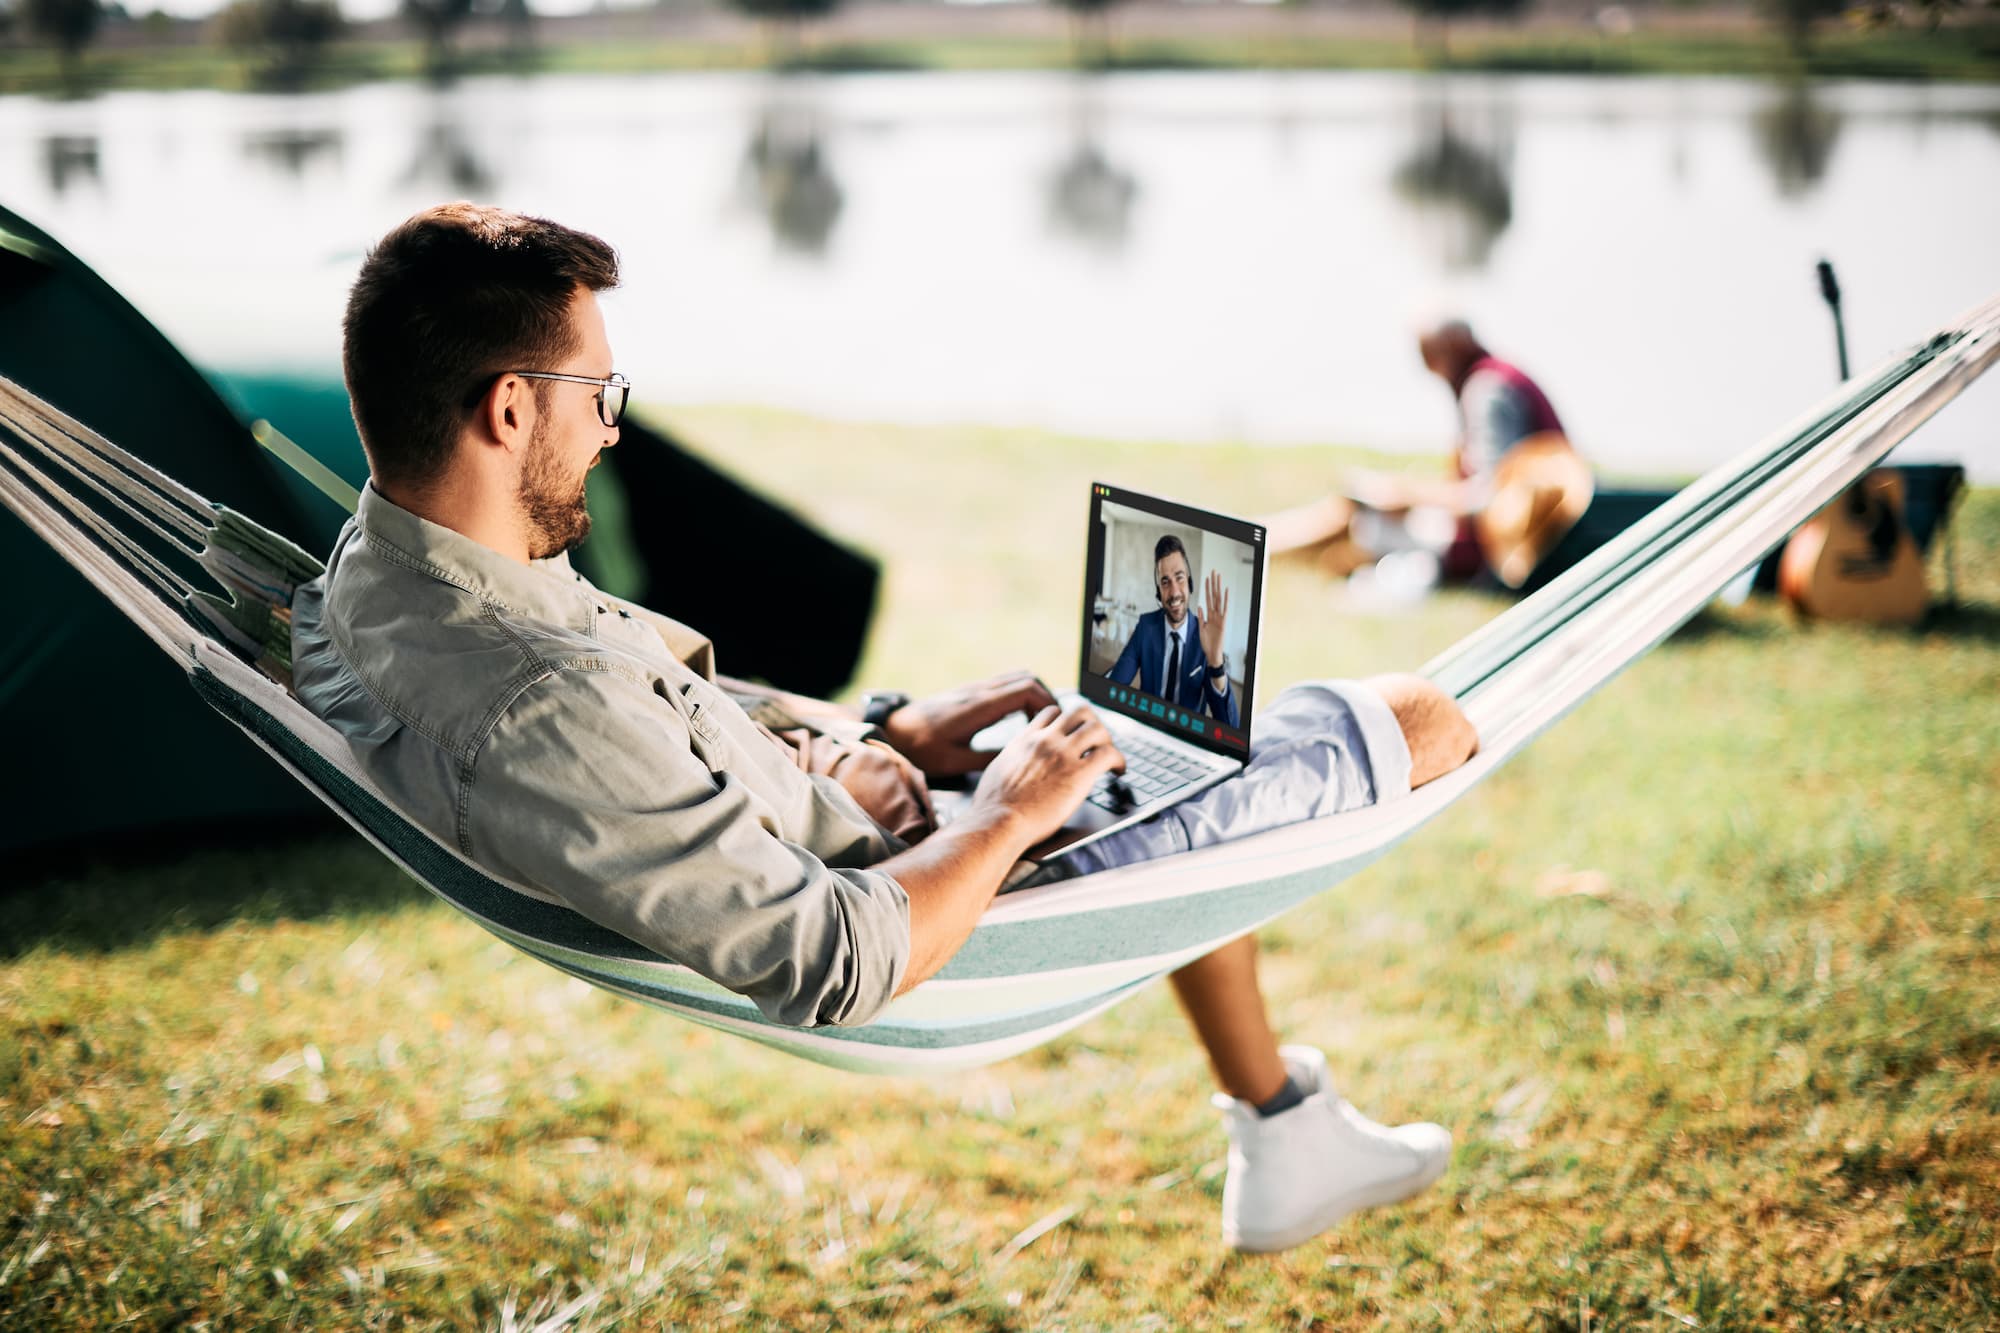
[546,950,1156,1052]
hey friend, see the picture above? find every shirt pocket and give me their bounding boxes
[674,679,734,774]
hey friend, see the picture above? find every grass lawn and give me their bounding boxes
[3,411,1996,1330]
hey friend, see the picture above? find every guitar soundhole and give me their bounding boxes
[1835,482,1902,577]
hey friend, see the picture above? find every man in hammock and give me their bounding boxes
[292,203,1480,1255]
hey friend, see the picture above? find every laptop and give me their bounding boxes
[969,481,1269,864]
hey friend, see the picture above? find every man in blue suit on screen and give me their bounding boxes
[1107,534,1240,728]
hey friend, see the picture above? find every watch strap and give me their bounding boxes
[860,691,911,728]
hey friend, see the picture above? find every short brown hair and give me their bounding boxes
[342,203,620,489]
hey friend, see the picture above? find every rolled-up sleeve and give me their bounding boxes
[465,667,910,1028]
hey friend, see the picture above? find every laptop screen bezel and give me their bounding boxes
[1076,481,1267,760]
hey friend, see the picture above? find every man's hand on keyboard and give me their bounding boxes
[969,704,1127,845]
[877,671,1061,778]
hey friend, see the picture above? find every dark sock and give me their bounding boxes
[1254,1073,1306,1118]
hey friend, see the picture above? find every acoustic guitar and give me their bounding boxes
[1474,432,1595,590]
[1776,469,1928,626]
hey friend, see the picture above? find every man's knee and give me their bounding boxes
[1364,673,1478,789]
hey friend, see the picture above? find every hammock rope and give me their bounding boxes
[0,426,200,606]
[3,295,1995,1076]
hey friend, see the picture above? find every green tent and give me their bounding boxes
[0,205,339,853]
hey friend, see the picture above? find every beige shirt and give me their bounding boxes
[290,486,910,1028]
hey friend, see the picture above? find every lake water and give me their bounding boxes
[4,69,1998,479]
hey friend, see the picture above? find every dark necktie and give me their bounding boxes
[1167,630,1180,705]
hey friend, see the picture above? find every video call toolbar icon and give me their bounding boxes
[1110,685,1233,741]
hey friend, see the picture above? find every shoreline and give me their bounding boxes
[3,4,1997,96]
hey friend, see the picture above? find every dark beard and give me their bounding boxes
[519,422,593,561]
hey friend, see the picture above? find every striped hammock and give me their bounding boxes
[2,298,1994,1077]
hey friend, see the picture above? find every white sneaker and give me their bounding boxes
[1216,1045,1452,1253]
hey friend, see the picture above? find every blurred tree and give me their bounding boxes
[1759,0,1848,54]
[404,0,474,75]
[1392,112,1514,269]
[1846,0,1991,42]
[216,0,342,82]
[724,0,840,66]
[1750,79,1842,195]
[1046,80,1137,249]
[1398,0,1530,59]
[244,127,343,176]
[1053,0,1121,68]
[494,0,532,60]
[41,134,99,195]
[23,0,100,70]
[1047,140,1137,250]
[400,115,494,193]
[739,105,843,254]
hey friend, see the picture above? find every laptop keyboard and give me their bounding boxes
[969,702,1232,816]
[1087,722,1228,811]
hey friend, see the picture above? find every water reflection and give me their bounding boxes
[41,136,100,197]
[399,115,495,195]
[1391,99,1514,270]
[244,128,343,179]
[737,95,844,257]
[1046,79,1138,253]
[1752,81,1844,200]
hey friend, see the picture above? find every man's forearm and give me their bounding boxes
[881,806,1031,996]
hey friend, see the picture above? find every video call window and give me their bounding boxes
[1080,484,1264,756]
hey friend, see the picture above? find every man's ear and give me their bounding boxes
[475,374,536,454]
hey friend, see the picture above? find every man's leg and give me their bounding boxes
[1062,677,1472,1251]
[1168,933,1287,1105]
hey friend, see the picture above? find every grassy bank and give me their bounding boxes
[2,411,1996,1330]
[2,16,1997,95]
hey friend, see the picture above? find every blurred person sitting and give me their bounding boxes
[291,203,1481,1255]
[1264,318,1588,589]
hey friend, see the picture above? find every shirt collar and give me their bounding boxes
[355,482,597,631]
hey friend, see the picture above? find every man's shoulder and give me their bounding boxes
[1461,363,1525,402]
[292,545,640,760]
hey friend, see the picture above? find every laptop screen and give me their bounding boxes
[1077,482,1267,760]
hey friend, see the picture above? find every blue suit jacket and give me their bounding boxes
[1106,609,1240,728]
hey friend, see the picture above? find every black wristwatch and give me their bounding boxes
[859,690,911,729]
[1206,655,1229,682]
